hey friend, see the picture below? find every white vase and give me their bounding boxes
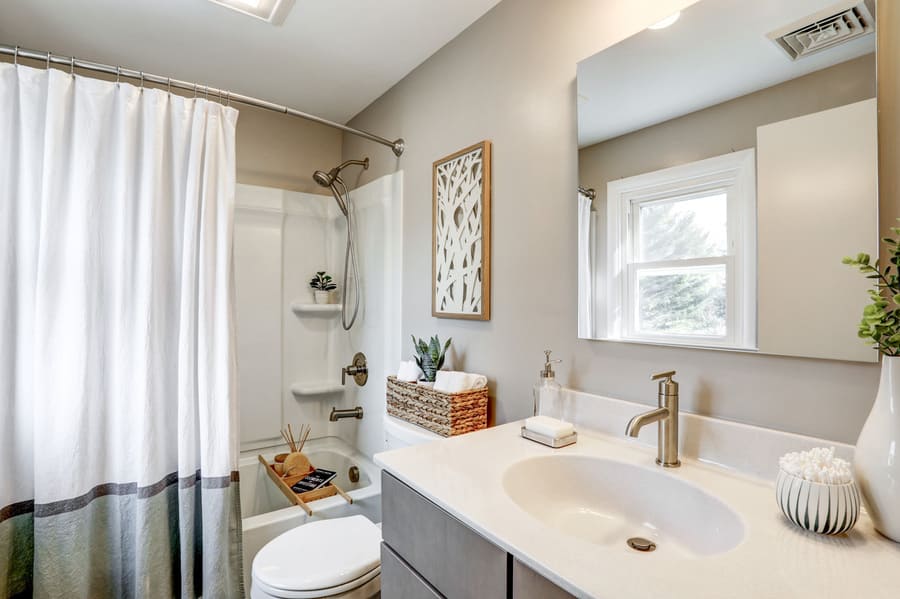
[313,290,333,304]
[854,355,900,542]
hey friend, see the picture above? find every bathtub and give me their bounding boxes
[239,436,382,585]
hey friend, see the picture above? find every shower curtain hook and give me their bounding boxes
[115,66,121,86]
[167,77,172,95]
[205,85,209,100]
[139,71,144,89]
[193,83,198,98]
[13,45,18,66]
[69,56,75,75]
[225,91,231,107]
[46,51,51,69]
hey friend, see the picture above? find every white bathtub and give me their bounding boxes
[239,436,382,585]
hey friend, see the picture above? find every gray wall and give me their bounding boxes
[342,0,881,444]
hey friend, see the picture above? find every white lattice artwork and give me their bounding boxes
[433,141,491,319]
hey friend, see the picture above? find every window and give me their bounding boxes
[604,150,757,349]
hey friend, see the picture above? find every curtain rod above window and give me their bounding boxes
[0,43,405,157]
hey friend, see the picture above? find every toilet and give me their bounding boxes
[250,415,441,598]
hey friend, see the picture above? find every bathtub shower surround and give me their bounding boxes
[0,63,242,598]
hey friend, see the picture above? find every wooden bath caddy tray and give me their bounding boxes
[258,454,353,516]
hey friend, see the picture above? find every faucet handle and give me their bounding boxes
[651,370,678,397]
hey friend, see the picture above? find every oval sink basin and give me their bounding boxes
[502,455,744,557]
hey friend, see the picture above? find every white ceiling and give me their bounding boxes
[577,0,876,147]
[0,0,502,123]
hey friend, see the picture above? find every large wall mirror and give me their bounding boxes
[577,0,878,362]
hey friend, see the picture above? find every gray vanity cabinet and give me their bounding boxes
[381,472,507,597]
[511,559,576,599]
[381,472,576,598]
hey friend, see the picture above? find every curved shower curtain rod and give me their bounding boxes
[0,43,405,157]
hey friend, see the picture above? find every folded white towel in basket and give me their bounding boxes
[433,371,487,394]
[396,361,421,382]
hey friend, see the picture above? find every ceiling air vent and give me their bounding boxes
[768,1,875,61]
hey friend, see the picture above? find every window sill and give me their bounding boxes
[592,336,759,353]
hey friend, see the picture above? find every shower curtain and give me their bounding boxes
[577,191,594,338]
[0,63,243,598]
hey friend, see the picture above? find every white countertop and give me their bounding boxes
[375,422,900,599]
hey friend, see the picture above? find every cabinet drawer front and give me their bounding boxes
[382,472,507,598]
[381,543,443,599]
[512,559,576,599]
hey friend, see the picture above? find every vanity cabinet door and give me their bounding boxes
[381,542,443,599]
[382,472,507,598]
[512,558,576,599]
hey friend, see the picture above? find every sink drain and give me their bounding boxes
[627,537,657,552]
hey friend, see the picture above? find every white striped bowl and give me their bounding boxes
[775,468,861,535]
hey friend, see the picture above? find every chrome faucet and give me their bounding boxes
[625,370,680,468]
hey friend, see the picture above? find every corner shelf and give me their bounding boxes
[290,301,341,316]
[290,382,345,396]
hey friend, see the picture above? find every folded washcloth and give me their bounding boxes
[524,415,575,439]
[432,371,487,393]
[396,361,422,383]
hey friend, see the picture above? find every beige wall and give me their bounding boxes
[235,104,341,193]
[343,0,882,443]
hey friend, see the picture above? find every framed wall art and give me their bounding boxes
[432,140,492,320]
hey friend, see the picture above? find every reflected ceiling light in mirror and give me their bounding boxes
[647,11,681,30]
[207,0,295,25]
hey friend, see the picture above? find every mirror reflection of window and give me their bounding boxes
[603,150,756,350]
[576,0,878,362]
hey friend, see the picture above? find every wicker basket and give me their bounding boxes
[386,376,488,437]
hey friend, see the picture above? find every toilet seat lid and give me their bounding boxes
[252,515,381,593]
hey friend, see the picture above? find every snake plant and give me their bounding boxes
[411,335,452,382]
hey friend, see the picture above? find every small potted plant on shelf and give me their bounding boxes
[411,335,452,385]
[309,271,337,304]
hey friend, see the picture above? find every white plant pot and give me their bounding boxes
[313,290,333,304]
[854,355,900,542]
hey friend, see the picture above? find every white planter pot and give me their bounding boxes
[313,290,333,304]
[855,355,900,542]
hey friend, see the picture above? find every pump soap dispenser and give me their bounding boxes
[533,349,562,417]
[522,350,577,448]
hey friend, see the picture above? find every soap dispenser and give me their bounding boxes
[533,350,562,418]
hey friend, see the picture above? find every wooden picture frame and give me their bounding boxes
[432,140,492,320]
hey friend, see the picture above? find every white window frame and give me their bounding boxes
[605,149,757,350]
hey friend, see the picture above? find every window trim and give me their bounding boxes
[605,149,757,350]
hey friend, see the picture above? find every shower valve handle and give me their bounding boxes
[342,352,368,386]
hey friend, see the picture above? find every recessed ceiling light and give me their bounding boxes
[208,0,295,25]
[648,11,681,30]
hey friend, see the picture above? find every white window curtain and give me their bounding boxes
[577,191,594,338]
[0,63,242,598]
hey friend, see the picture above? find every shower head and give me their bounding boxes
[312,158,369,189]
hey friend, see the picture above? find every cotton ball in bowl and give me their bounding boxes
[776,447,860,535]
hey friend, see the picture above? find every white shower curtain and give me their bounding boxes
[577,192,594,338]
[0,63,243,598]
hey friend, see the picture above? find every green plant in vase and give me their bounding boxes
[843,224,900,542]
[411,335,452,382]
[309,271,337,304]
[843,233,900,355]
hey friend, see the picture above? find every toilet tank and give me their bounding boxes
[383,414,442,450]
